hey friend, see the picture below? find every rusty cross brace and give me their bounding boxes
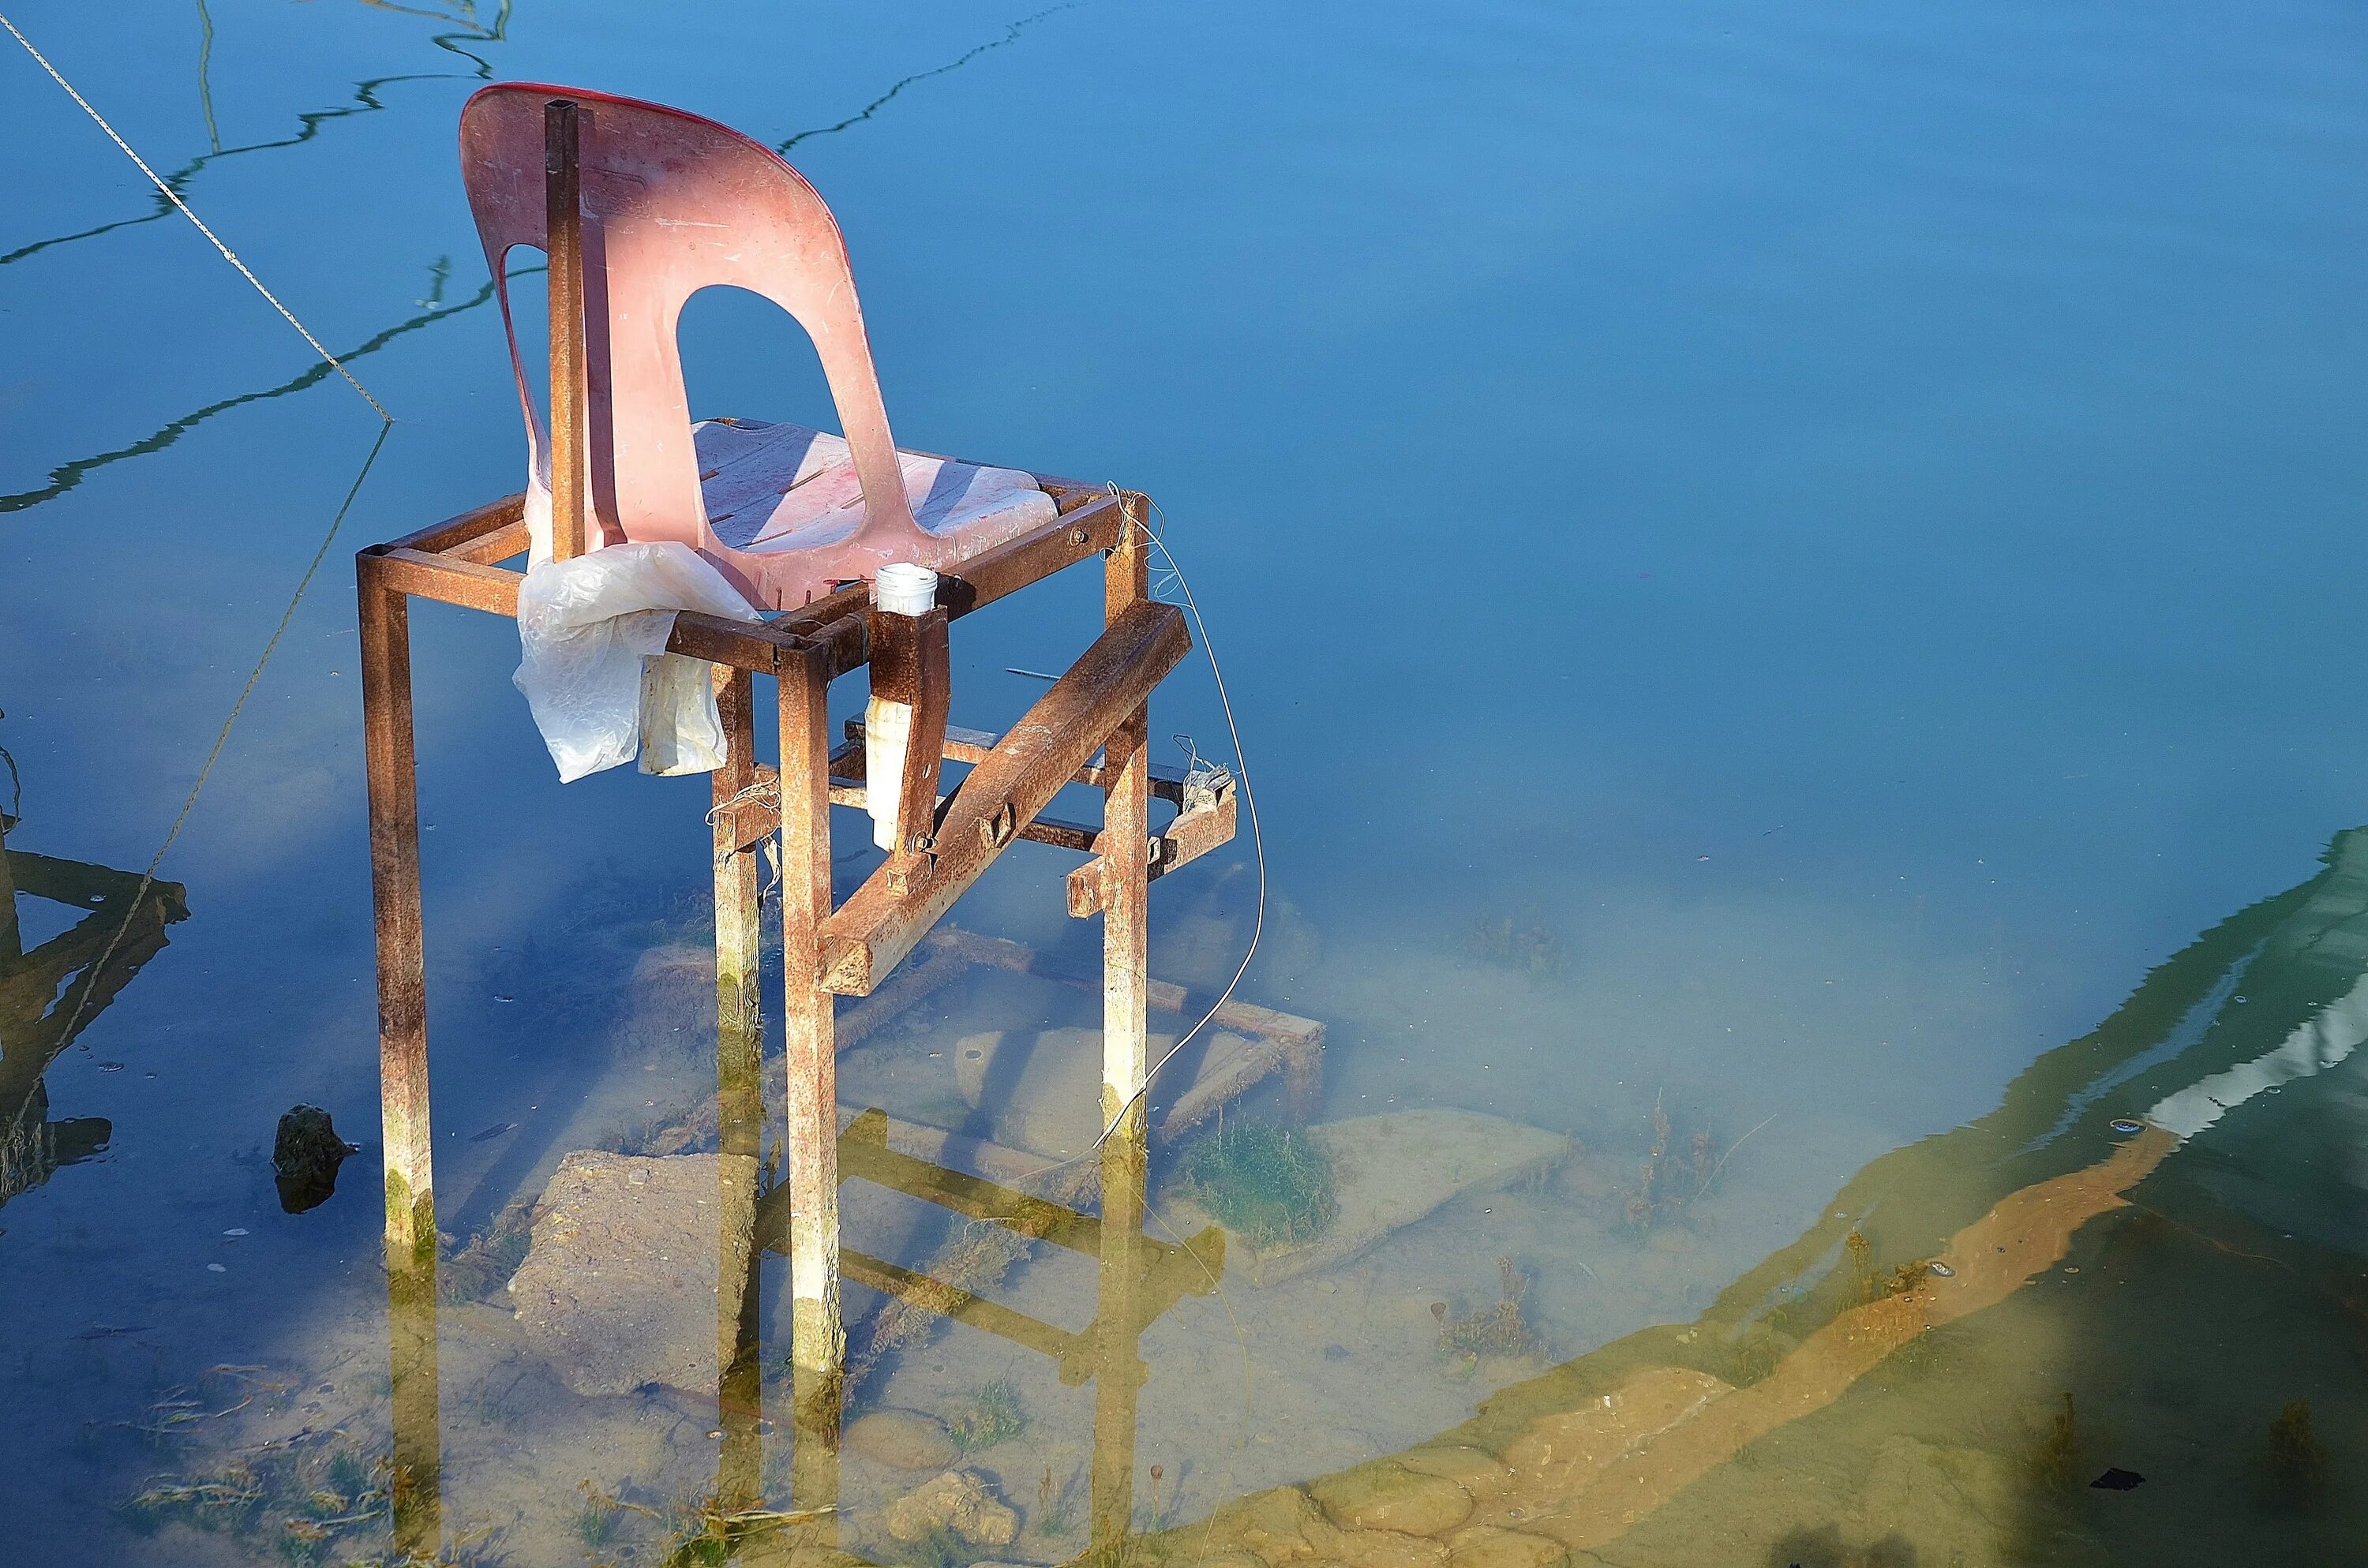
[818,598,1190,997]
[360,90,1222,1540]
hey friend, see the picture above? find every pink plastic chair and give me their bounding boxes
[459,84,1055,609]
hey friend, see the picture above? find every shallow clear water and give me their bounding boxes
[4,1,2366,1562]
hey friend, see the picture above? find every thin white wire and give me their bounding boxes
[1127,501,1267,1106]
[54,422,392,1048]
[0,10,392,422]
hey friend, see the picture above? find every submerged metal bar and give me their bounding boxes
[0,813,18,963]
[387,1266,443,1557]
[1091,1127,1148,1546]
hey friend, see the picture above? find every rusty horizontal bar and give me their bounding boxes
[841,717,1190,805]
[380,492,524,556]
[819,779,1100,855]
[362,488,1130,684]
[361,548,840,676]
[933,491,1128,617]
[667,612,837,676]
[1066,779,1237,918]
[366,548,520,614]
[819,601,1190,996]
[448,518,533,566]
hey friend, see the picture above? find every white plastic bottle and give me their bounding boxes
[865,563,939,850]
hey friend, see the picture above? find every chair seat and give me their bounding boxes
[695,417,1057,565]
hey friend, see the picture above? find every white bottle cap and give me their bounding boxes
[875,562,939,616]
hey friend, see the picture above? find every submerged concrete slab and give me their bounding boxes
[508,1149,758,1397]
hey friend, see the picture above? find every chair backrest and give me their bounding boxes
[458,84,922,559]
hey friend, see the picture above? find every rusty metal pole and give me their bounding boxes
[1089,494,1152,1550]
[358,558,435,1271]
[778,643,844,1528]
[544,97,589,563]
[1100,496,1152,1137]
[780,645,842,1372]
[713,664,766,1508]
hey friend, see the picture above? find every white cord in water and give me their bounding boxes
[1044,491,1269,1172]
[0,10,392,422]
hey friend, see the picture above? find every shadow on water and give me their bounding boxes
[0,777,191,1215]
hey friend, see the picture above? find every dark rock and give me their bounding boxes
[273,1105,358,1214]
[2089,1467,2145,1491]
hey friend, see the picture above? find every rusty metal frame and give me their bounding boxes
[355,476,1153,1263]
[362,86,1259,1551]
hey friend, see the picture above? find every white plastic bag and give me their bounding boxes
[512,541,760,783]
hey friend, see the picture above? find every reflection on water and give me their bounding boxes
[0,799,189,1213]
[58,830,2368,1563]
[0,3,505,272]
[368,1095,1208,1566]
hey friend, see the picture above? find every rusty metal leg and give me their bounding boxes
[359,562,434,1272]
[713,664,766,1507]
[781,643,844,1532]
[386,1259,443,1557]
[1090,498,1153,1551]
[779,646,843,1376]
[1090,1123,1148,1551]
[1100,497,1152,1137]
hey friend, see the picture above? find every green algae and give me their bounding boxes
[1176,1119,1337,1250]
